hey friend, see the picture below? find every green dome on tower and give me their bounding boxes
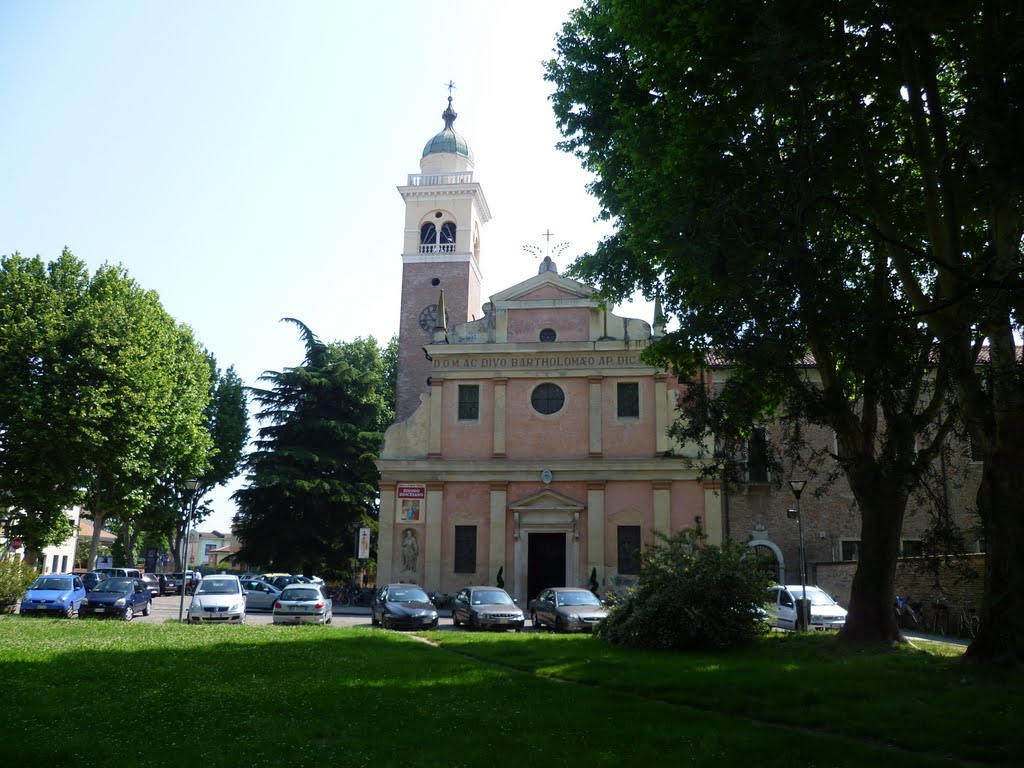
[422,96,474,161]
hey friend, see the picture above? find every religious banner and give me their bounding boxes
[396,484,425,523]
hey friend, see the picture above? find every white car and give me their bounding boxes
[766,585,847,631]
[273,583,333,625]
[187,575,246,624]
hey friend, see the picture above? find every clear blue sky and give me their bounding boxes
[1,2,652,531]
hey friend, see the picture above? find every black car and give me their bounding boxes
[79,578,152,621]
[372,584,439,630]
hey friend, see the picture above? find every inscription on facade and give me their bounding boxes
[433,353,648,370]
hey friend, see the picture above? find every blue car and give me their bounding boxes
[78,577,152,621]
[20,574,87,617]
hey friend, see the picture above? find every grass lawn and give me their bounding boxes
[1,618,1019,767]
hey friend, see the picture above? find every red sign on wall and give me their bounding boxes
[396,485,425,522]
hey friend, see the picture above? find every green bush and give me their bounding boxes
[0,558,38,611]
[598,529,772,651]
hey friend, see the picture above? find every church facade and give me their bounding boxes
[375,98,717,602]
[375,98,984,607]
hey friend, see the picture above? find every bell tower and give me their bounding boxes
[395,96,490,421]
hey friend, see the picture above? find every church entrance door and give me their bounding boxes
[527,533,566,603]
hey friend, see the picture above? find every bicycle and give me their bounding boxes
[955,606,980,639]
[894,595,924,630]
[930,597,950,636]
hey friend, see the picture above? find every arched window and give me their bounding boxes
[419,219,457,253]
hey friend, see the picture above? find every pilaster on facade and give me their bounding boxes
[377,483,396,585]
[493,378,507,457]
[655,374,670,455]
[488,483,508,586]
[425,483,444,591]
[428,378,443,457]
[588,376,603,456]
[586,481,606,585]
[703,486,724,545]
[652,480,672,537]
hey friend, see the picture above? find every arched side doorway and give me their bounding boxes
[749,539,785,584]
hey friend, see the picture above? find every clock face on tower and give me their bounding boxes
[419,304,439,333]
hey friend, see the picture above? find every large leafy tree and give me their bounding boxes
[157,359,249,571]
[0,250,214,569]
[233,320,387,576]
[547,0,1023,660]
[0,251,88,563]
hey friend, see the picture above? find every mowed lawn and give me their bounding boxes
[1,618,1019,767]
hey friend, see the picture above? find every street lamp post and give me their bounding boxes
[177,479,201,623]
[788,479,808,632]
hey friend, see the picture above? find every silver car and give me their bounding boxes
[451,586,524,631]
[187,575,246,624]
[240,578,282,611]
[529,587,608,632]
[273,584,333,625]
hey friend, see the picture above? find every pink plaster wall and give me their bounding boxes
[504,378,590,458]
[440,483,491,593]
[506,307,591,343]
[438,379,494,458]
[670,481,705,533]
[604,482,656,570]
[600,377,658,456]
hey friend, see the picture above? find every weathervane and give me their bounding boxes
[522,229,569,260]
[445,80,456,95]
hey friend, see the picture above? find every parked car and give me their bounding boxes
[94,567,142,580]
[155,574,175,595]
[451,586,524,632]
[372,584,439,630]
[273,584,333,625]
[170,570,200,594]
[81,571,108,592]
[187,575,246,624]
[240,578,282,611]
[141,574,161,598]
[20,574,87,618]
[269,575,302,591]
[79,578,152,620]
[528,587,608,632]
[765,585,847,631]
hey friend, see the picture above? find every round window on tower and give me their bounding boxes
[539,328,556,342]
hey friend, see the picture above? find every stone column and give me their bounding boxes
[655,374,669,455]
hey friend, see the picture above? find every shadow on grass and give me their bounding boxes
[428,629,1023,765]
[0,618,1010,767]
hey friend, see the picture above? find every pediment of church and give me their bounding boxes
[508,488,584,511]
[491,271,595,305]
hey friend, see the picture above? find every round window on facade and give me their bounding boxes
[531,382,565,415]
[539,328,556,342]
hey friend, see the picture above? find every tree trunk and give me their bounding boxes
[964,450,1024,665]
[839,482,908,644]
[87,508,108,571]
